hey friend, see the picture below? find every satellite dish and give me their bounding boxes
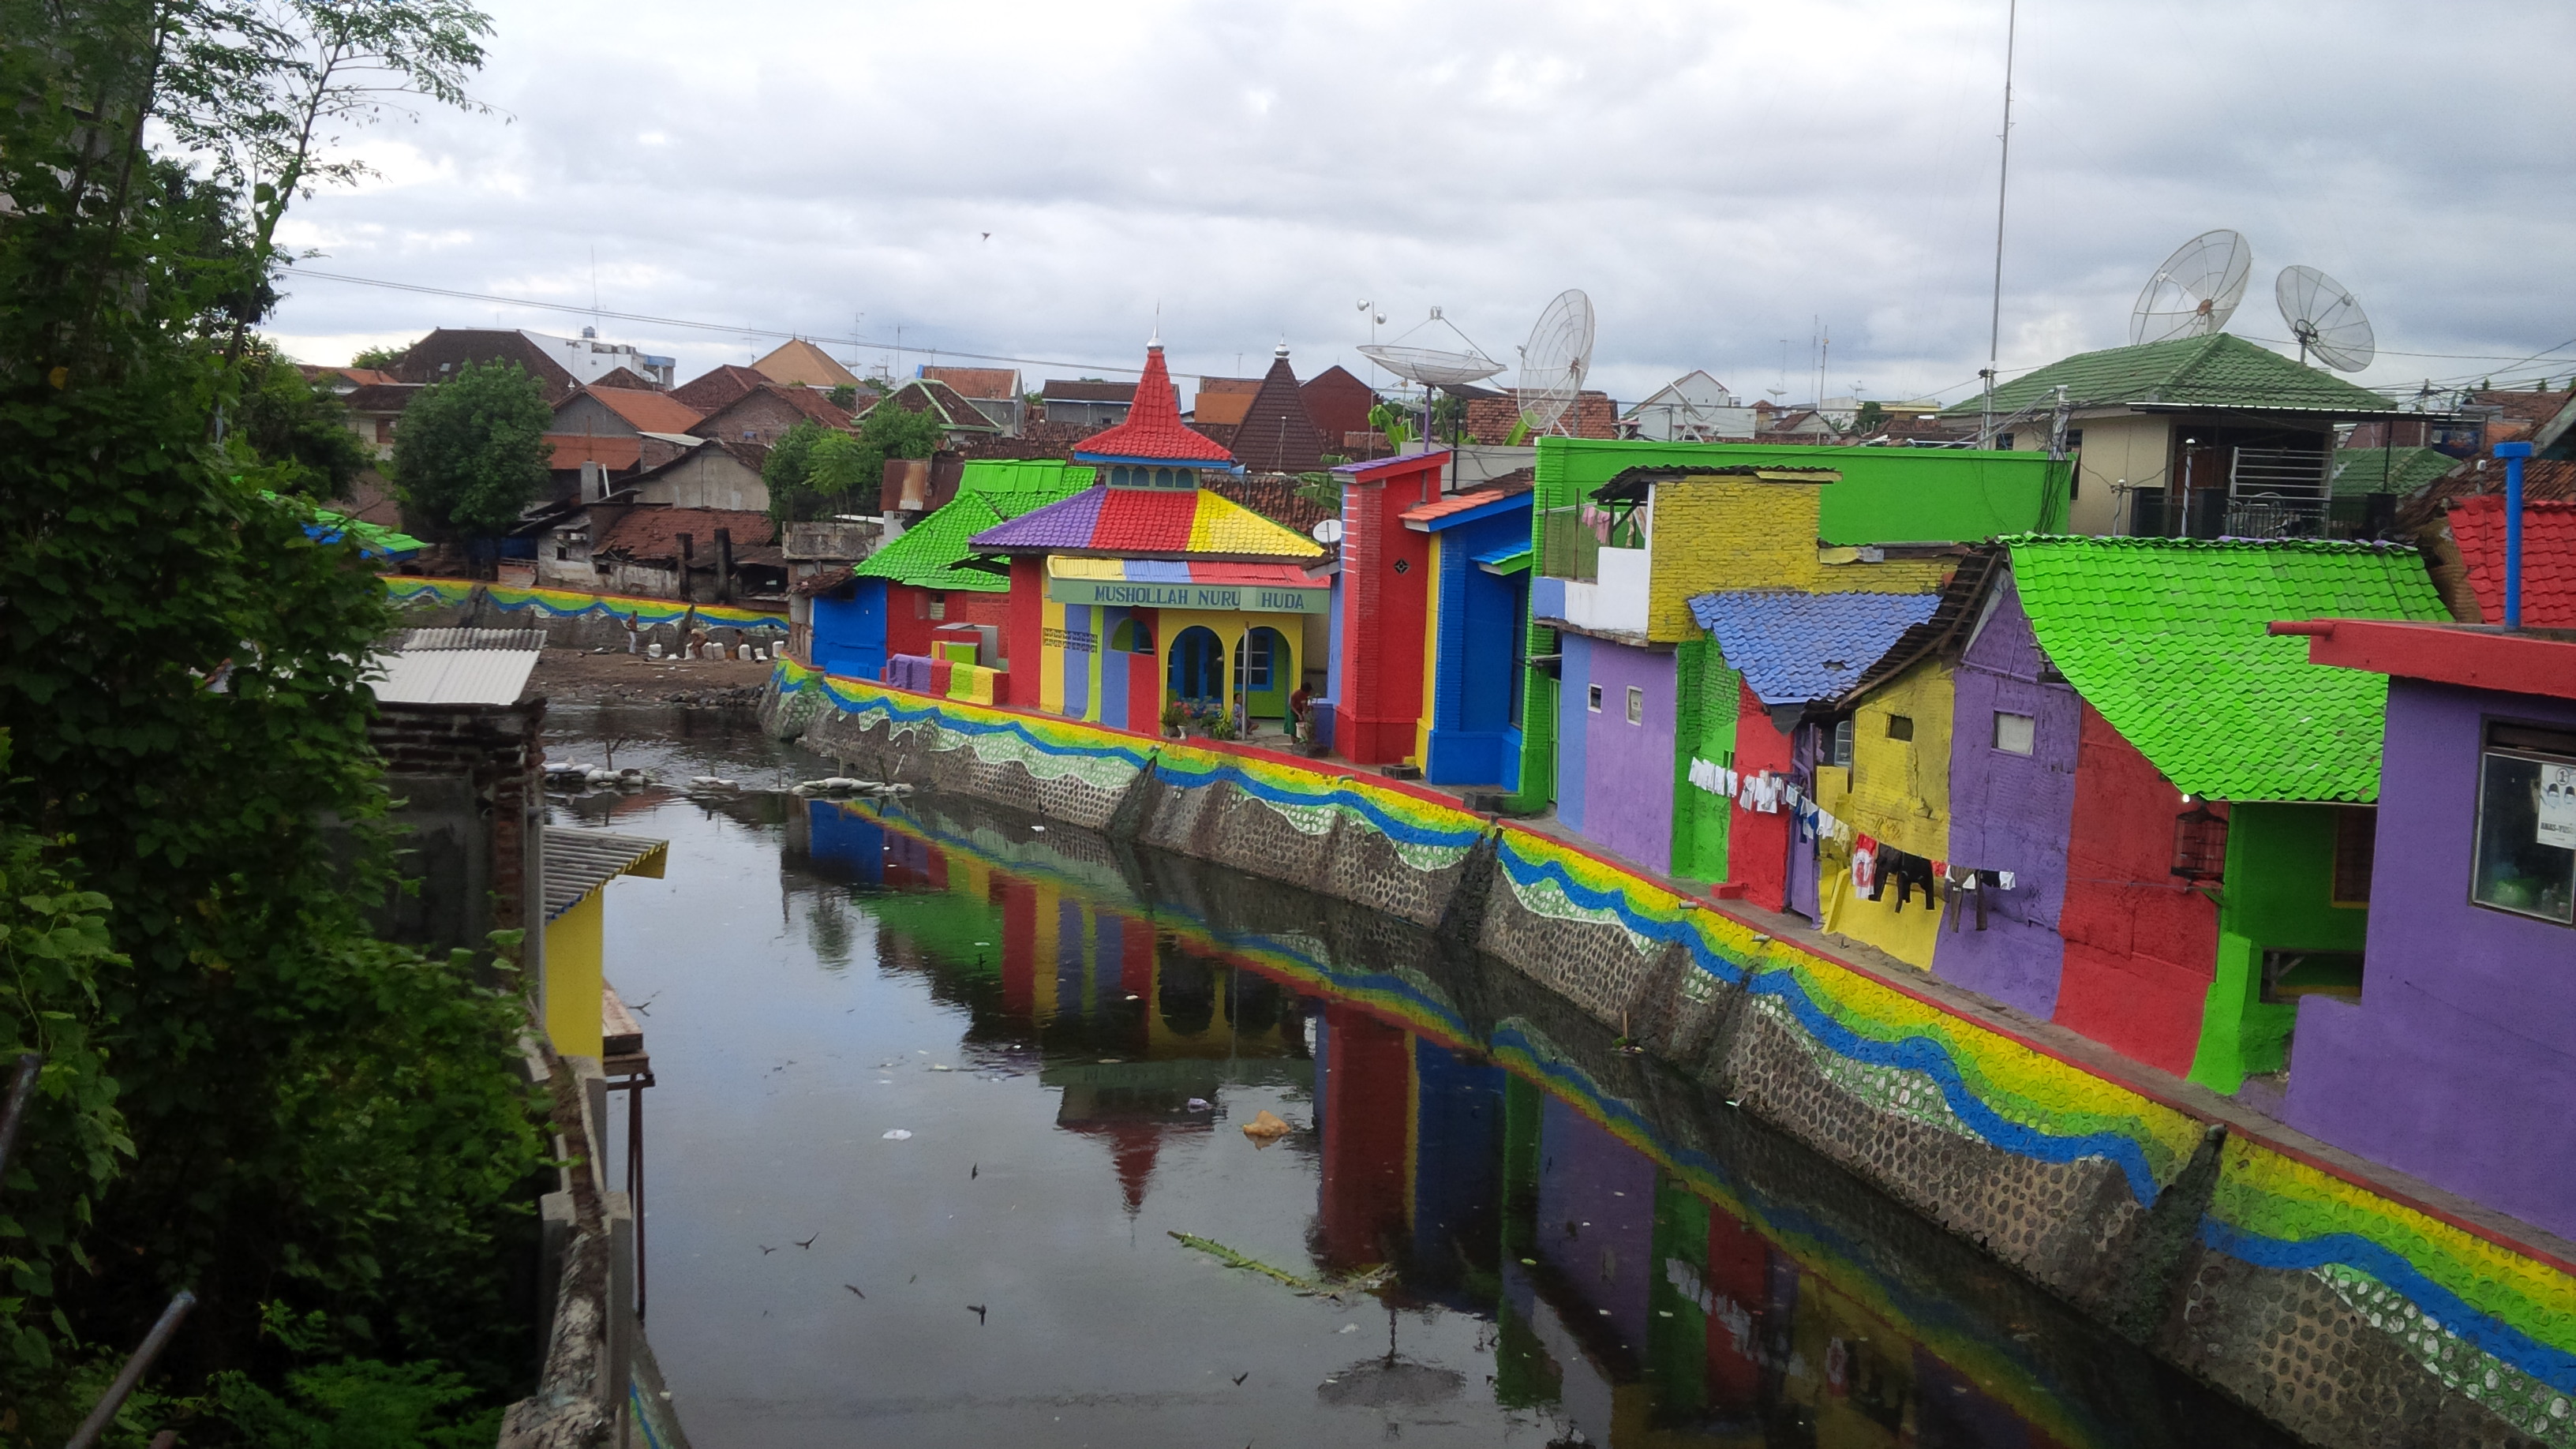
[1357,306,1504,388]
[1515,290,1595,436]
[2275,264,2376,372]
[2129,230,2252,345]
[1357,344,1504,388]
[1312,517,1345,545]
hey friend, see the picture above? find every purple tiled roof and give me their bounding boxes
[1687,590,1941,704]
[968,485,1106,551]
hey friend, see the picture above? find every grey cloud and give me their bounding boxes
[268,0,2576,404]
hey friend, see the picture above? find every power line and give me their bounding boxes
[288,268,1178,380]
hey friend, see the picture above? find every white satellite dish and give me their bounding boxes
[2129,230,2252,345]
[1515,290,1595,436]
[2275,265,2376,372]
[1356,306,1504,388]
[1312,517,1345,545]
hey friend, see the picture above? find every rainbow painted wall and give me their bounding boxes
[385,577,788,632]
[766,658,2576,1446]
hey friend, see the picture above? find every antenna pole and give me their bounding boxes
[1983,0,2020,446]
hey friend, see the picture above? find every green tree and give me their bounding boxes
[0,0,542,1433]
[349,341,412,370]
[391,358,552,540]
[234,343,376,499]
[768,402,946,522]
[762,417,829,522]
[826,382,858,410]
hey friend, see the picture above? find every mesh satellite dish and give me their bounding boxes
[2129,230,2252,345]
[2275,264,2376,372]
[1515,289,1595,436]
[1357,306,1504,388]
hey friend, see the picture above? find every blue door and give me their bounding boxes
[1169,626,1223,704]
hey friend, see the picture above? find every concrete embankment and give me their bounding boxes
[764,659,2576,1449]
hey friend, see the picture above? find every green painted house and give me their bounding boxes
[1975,536,2448,1094]
[806,460,1089,680]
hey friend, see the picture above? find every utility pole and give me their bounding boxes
[1982,0,2020,447]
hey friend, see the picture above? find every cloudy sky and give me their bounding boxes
[264,0,2576,408]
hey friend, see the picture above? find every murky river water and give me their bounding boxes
[548,705,2301,1449]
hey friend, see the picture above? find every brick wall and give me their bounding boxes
[370,698,546,955]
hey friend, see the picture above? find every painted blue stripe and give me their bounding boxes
[2199,1219,2576,1394]
[1489,1021,2117,1444]
[802,672,2167,1204]
[1495,841,1746,983]
[1151,758,1482,852]
[1495,836,2165,1204]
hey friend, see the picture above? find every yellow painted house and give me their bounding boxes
[541,826,668,1059]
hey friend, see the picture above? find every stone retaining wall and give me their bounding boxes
[762,662,2576,1449]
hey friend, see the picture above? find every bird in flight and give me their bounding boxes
[968,1304,988,1324]
[795,1233,818,1249]
[758,1245,777,1255]
[844,1284,867,1299]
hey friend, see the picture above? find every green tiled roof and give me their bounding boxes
[1951,334,2395,417]
[2327,445,2459,497]
[852,461,1091,592]
[2005,536,2446,802]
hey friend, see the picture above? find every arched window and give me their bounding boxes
[1108,617,1155,654]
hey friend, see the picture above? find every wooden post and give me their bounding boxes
[713,528,736,604]
[676,534,695,602]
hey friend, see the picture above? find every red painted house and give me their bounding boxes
[1331,451,1445,764]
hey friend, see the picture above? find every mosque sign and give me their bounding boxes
[1045,577,1329,615]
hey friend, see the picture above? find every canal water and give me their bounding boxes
[549,705,2302,1449]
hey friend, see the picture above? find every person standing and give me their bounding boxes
[622,611,642,654]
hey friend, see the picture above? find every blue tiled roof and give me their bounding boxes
[1687,590,1942,703]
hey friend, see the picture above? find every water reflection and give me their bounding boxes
[766,792,2290,1449]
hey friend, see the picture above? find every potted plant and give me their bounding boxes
[1159,700,1185,739]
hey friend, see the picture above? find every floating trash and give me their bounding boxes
[882,1129,913,1140]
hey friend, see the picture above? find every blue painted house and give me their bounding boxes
[1404,484,1533,788]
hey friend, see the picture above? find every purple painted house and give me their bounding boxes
[1931,575,2082,1019]
[1554,633,1679,871]
[2275,619,2576,1240]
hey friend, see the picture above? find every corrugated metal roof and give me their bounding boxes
[401,627,547,651]
[369,649,540,706]
[543,826,668,922]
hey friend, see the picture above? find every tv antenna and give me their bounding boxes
[2275,264,2376,372]
[2129,230,2252,345]
[1514,289,1594,438]
[1358,306,1503,452]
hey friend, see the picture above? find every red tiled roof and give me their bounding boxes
[2449,493,2576,627]
[589,366,657,392]
[1070,346,1235,466]
[1043,379,1137,402]
[1400,481,1533,525]
[342,382,421,413]
[584,385,705,434]
[1301,366,1379,449]
[672,364,770,413]
[920,366,1019,400]
[594,507,778,563]
[1206,474,1336,534]
[389,328,578,402]
[546,434,643,473]
[2469,388,2576,425]
[1195,391,1256,426]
